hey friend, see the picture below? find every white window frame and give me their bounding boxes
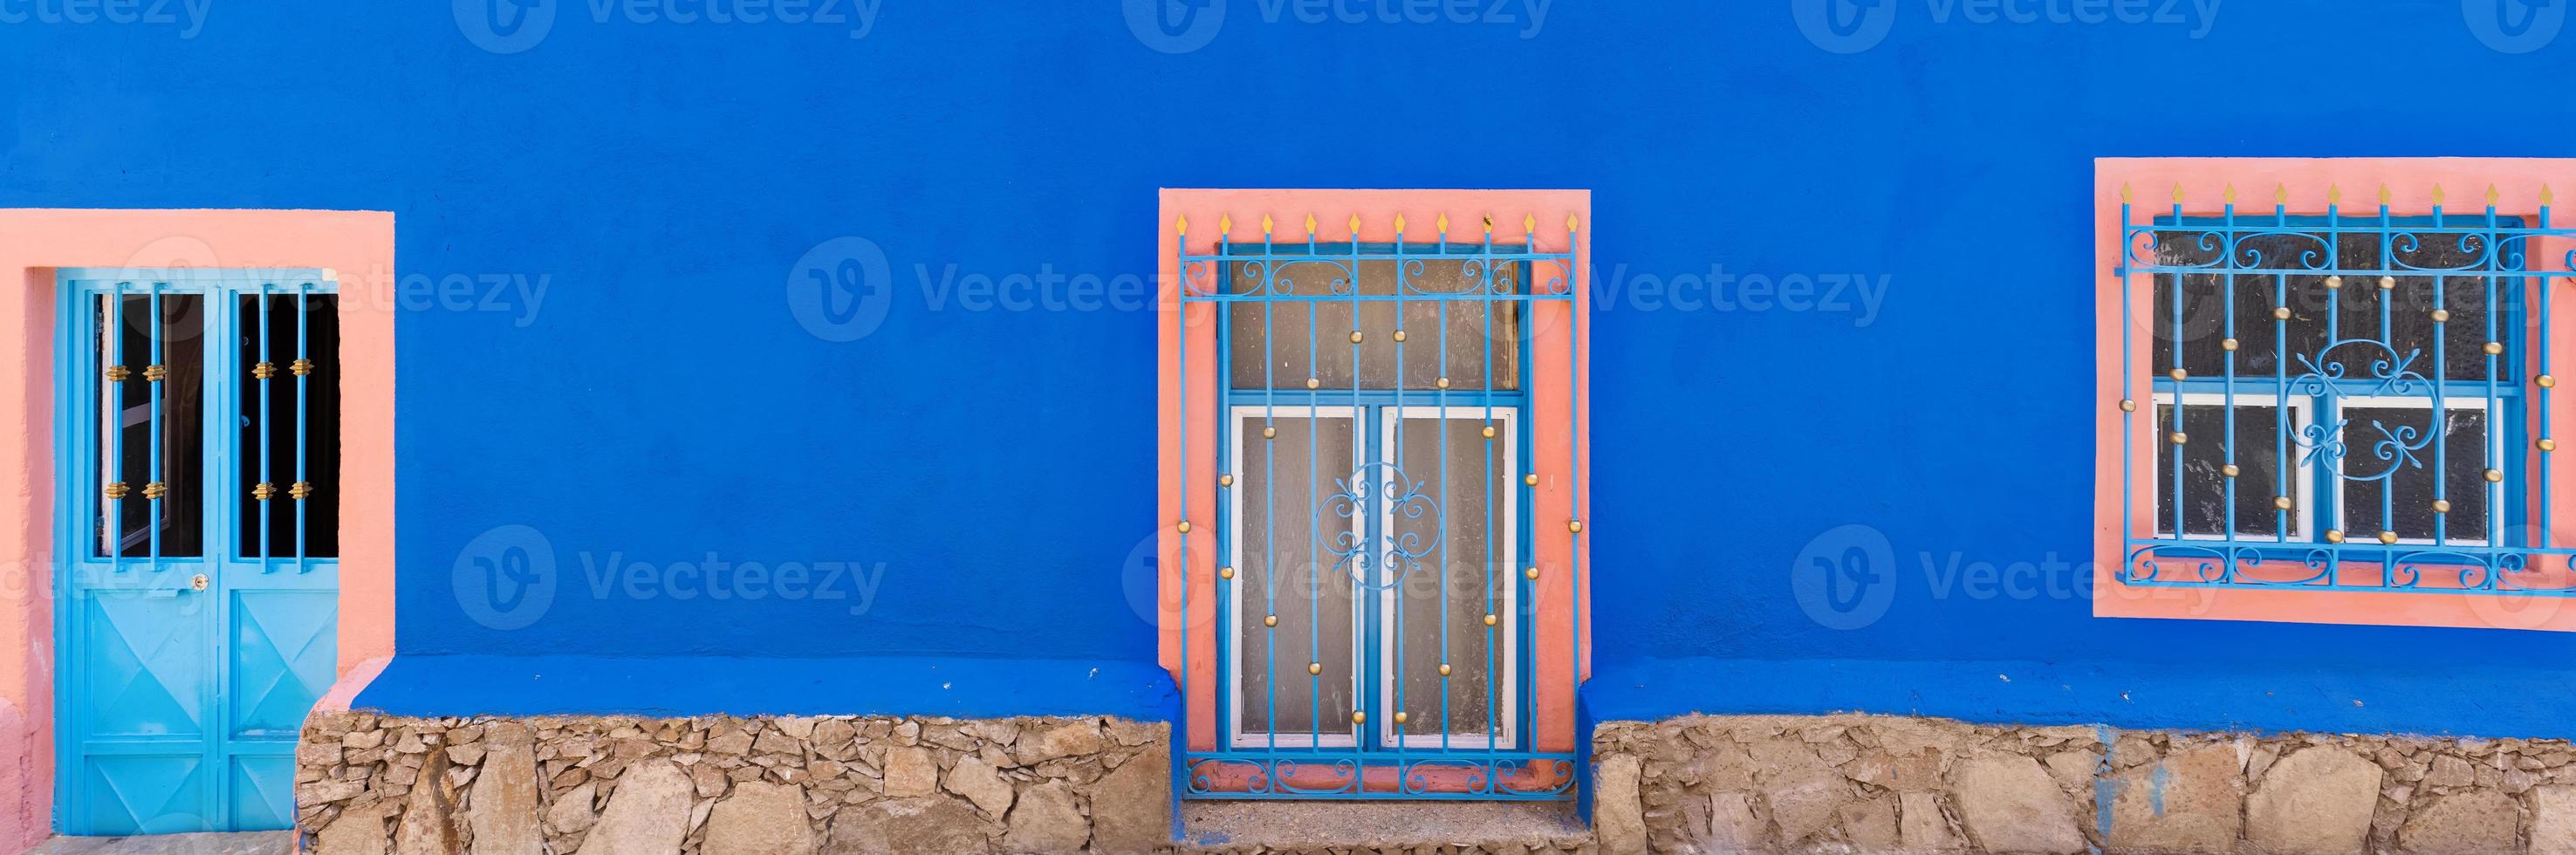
[2149,392,2318,541]
[1226,404,1363,750]
[1372,405,1518,750]
[2331,394,2502,547]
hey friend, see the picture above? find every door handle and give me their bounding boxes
[190,574,208,592]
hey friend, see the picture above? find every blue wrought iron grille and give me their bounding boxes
[1175,215,1579,799]
[2118,188,2576,595]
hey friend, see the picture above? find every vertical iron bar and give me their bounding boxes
[2121,201,2136,569]
[2539,199,2555,552]
[258,288,273,569]
[2381,201,2400,541]
[1390,222,1408,772]
[106,285,125,564]
[2168,202,2185,537]
[1435,221,1452,752]
[297,290,312,571]
[147,285,164,567]
[2223,195,2238,540]
[1481,223,1499,745]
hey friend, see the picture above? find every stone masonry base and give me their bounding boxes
[294,711,1170,854]
[1591,714,2576,854]
[296,709,2576,853]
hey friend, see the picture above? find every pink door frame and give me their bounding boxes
[0,209,396,846]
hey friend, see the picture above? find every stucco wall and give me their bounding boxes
[6,3,2576,735]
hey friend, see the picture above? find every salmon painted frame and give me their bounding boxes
[2093,159,2576,633]
[0,209,396,845]
[1155,188,1593,784]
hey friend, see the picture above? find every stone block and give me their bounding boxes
[2399,790,2517,854]
[703,781,817,855]
[573,760,694,855]
[2108,742,2244,853]
[2247,747,2382,855]
[1950,753,2087,854]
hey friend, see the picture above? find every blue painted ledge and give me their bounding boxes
[352,654,1181,722]
[1582,657,2576,741]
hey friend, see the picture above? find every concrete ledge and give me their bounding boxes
[1177,802,1592,853]
[1584,656,2576,739]
[349,654,1180,721]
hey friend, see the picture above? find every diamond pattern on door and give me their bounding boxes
[82,755,209,836]
[230,592,335,737]
[82,595,208,738]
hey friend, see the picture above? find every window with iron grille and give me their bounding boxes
[2115,183,2576,597]
[1162,197,1589,800]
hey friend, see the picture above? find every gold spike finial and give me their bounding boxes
[2224,183,2237,205]
[2329,184,2343,206]
[1436,212,1449,233]
[1218,214,1231,235]
[1524,213,1536,233]
[1483,214,1494,234]
[1260,214,1272,235]
[1175,215,1188,235]
[2120,182,2133,204]
[1305,214,1317,236]
[2275,184,2289,206]
[2171,183,2185,204]
[1348,214,1360,234]
[2488,185,2501,207]
[2432,185,2445,206]
[1394,213,1407,233]
[1566,212,1580,232]
[2381,184,2394,206]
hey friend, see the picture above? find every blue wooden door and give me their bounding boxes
[55,270,341,834]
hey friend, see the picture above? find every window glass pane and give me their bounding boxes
[1237,414,1358,740]
[1387,414,1509,739]
[2153,402,2296,537]
[236,293,340,558]
[1228,254,1521,392]
[96,293,204,558]
[2153,227,2504,383]
[2342,406,2490,541]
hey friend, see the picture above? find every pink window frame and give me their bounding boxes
[2093,159,2576,632]
[0,209,396,845]
[1155,188,1593,770]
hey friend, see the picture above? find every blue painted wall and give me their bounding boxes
[10,2,2576,733]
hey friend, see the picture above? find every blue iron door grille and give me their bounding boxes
[1176,215,1579,799]
[52,270,340,834]
[2118,188,2576,595]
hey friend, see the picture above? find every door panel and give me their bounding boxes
[58,274,339,834]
